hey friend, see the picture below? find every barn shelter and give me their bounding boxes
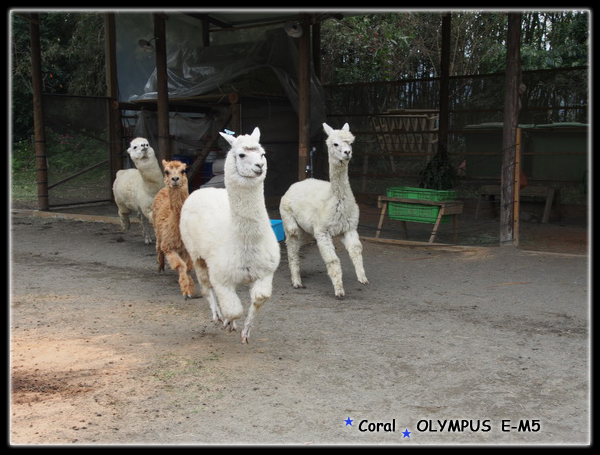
[24,10,352,206]
[19,10,551,247]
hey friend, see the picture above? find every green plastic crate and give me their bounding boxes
[386,187,457,224]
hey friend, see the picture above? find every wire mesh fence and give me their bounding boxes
[42,94,112,208]
[324,67,588,245]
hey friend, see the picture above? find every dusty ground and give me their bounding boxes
[9,205,589,446]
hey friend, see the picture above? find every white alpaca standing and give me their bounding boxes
[279,123,369,298]
[180,128,280,343]
[112,137,164,244]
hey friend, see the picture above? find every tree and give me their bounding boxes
[320,11,589,85]
[11,12,106,142]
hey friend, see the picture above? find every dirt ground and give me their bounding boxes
[9,204,590,446]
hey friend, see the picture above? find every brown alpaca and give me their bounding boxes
[152,160,195,299]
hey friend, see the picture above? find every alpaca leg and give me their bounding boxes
[341,230,369,285]
[156,249,165,272]
[166,251,195,299]
[212,284,243,332]
[155,229,164,271]
[314,232,345,298]
[281,208,305,288]
[241,274,274,344]
[138,213,153,245]
[284,233,305,289]
[193,258,222,322]
[117,207,131,233]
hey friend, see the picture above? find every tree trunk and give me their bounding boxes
[500,13,522,246]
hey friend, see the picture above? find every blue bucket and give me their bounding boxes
[270,219,285,242]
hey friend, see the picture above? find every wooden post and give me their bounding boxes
[297,14,311,181]
[29,13,49,210]
[438,12,451,161]
[500,12,522,246]
[154,13,170,163]
[513,127,522,246]
[105,13,123,196]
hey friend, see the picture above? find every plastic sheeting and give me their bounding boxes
[127,25,326,137]
[133,110,216,158]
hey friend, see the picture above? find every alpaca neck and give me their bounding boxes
[226,180,269,239]
[168,186,188,215]
[137,160,163,190]
[328,161,352,200]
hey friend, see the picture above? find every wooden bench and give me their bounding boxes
[475,185,560,223]
[375,196,464,243]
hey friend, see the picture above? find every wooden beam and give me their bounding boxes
[105,13,123,195]
[154,13,171,163]
[513,127,522,245]
[438,12,451,160]
[29,13,48,210]
[297,14,311,181]
[500,13,522,246]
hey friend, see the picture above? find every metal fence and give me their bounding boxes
[324,66,588,195]
[324,66,588,245]
[42,94,113,208]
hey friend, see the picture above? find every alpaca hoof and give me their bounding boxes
[335,289,345,299]
[184,293,194,300]
[359,278,370,285]
[292,283,306,289]
[222,319,237,332]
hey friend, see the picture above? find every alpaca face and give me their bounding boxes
[220,128,267,182]
[323,123,355,163]
[161,160,188,188]
[128,137,154,161]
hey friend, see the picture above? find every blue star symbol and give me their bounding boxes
[402,429,411,438]
[345,417,353,426]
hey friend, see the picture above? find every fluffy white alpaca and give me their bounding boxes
[279,123,369,298]
[180,128,280,343]
[112,137,164,244]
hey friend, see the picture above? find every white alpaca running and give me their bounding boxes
[112,137,164,244]
[279,123,369,298]
[180,128,280,343]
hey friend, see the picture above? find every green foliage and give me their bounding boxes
[11,139,35,173]
[11,139,37,203]
[10,12,106,143]
[419,153,457,191]
[321,13,413,84]
[320,11,589,85]
[44,129,106,173]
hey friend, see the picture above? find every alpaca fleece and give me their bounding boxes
[180,128,280,343]
[152,159,194,299]
[279,123,369,298]
[112,137,164,244]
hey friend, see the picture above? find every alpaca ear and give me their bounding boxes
[162,159,168,167]
[250,127,260,141]
[323,123,333,136]
[219,131,236,147]
[342,123,350,131]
